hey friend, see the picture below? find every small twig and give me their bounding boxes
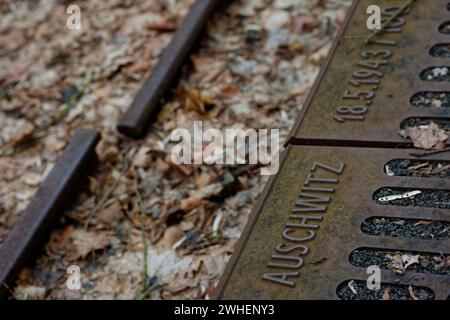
[83,146,134,230]
[1,282,15,299]
[409,147,450,158]
[408,286,419,301]
[136,284,164,300]
[133,168,150,297]
[366,0,415,44]
[342,35,367,40]
[83,174,123,230]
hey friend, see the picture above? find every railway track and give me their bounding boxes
[0,130,99,299]
[0,0,225,299]
[0,0,449,300]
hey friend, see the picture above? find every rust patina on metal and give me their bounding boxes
[287,0,450,148]
[215,145,449,299]
[0,129,100,299]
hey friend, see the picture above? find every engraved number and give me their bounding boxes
[349,79,380,86]
[334,105,367,122]
[342,90,374,100]
[361,50,392,59]
[380,17,405,28]
[357,60,387,70]
[353,70,383,79]
[382,5,411,16]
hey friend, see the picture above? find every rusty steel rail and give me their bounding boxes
[0,129,100,299]
[118,0,224,138]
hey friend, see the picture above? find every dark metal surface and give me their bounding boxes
[215,145,449,299]
[117,0,224,138]
[287,0,450,148]
[0,129,100,299]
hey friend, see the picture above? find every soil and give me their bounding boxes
[1,0,353,300]
[439,21,450,34]
[373,188,450,209]
[337,280,434,300]
[411,91,450,108]
[361,217,449,240]
[385,159,450,178]
[350,249,450,275]
[430,44,450,58]
[400,118,450,130]
[420,67,450,81]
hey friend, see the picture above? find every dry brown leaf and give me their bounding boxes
[98,201,123,225]
[382,288,390,300]
[402,254,420,269]
[386,254,405,274]
[127,59,152,74]
[146,21,177,32]
[181,195,204,212]
[168,160,194,177]
[177,87,215,113]
[386,253,420,273]
[166,275,199,294]
[132,146,151,168]
[8,121,35,148]
[430,164,450,174]
[399,122,448,150]
[293,15,319,32]
[408,286,419,300]
[415,220,432,226]
[96,136,120,162]
[431,99,442,107]
[13,286,46,300]
[195,172,212,188]
[262,10,291,31]
[23,173,44,187]
[52,225,75,251]
[159,225,184,249]
[68,229,110,260]
[155,157,170,172]
[0,59,28,86]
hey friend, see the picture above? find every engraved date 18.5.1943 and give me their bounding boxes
[334,4,410,123]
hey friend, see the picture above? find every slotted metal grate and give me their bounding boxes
[215,146,449,299]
